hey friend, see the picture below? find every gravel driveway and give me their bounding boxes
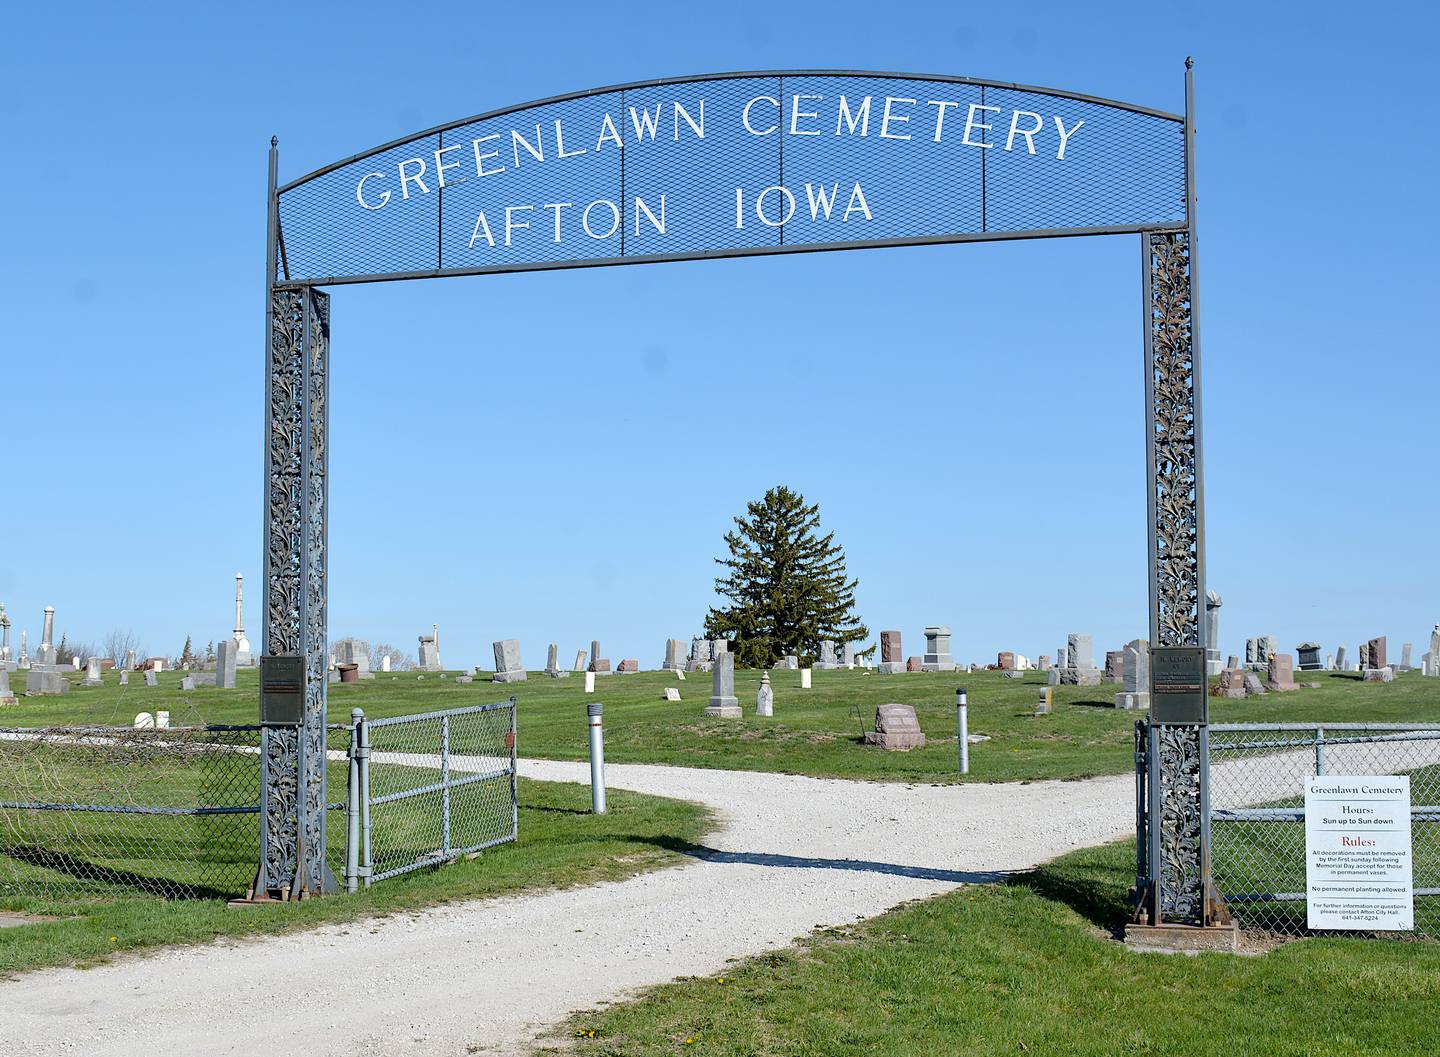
[0,760,1135,1056]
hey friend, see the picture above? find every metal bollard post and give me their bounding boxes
[956,687,969,775]
[588,702,607,814]
[346,707,363,894]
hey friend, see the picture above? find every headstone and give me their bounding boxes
[1038,655,1050,672]
[156,711,171,728]
[922,626,955,671]
[663,687,681,702]
[574,650,588,672]
[1035,687,1053,715]
[1292,642,1321,671]
[455,675,473,684]
[1363,666,1395,682]
[418,634,441,672]
[18,630,29,669]
[772,654,798,670]
[1399,643,1414,672]
[1425,627,1440,677]
[1334,645,1347,671]
[25,669,69,696]
[675,667,686,681]
[0,668,15,705]
[492,639,527,683]
[119,670,130,686]
[125,649,137,670]
[1219,668,1247,699]
[1265,653,1298,692]
[862,704,926,750]
[590,658,612,673]
[663,638,684,671]
[704,652,741,717]
[1104,651,1125,684]
[879,630,905,674]
[815,640,839,670]
[584,671,596,693]
[617,658,640,673]
[333,638,374,679]
[180,675,196,691]
[1243,672,1265,696]
[997,651,1015,671]
[840,642,856,669]
[192,673,217,687]
[755,671,774,717]
[36,606,57,666]
[544,643,569,678]
[906,656,922,673]
[1056,633,1102,686]
[83,656,103,687]
[134,712,155,729]
[72,657,82,671]
[1362,636,1388,674]
[1115,639,1151,709]
[381,654,391,673]
[1203,589,1223,676]
[1056,646,1069,669]
[1226,654,1240,670]
[144,670,158,687]
[801,667,812,689]
[216,639,238,689]
[687,637,712,672]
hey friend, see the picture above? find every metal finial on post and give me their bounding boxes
[1185,56,1194,69]
[271,135,278,148]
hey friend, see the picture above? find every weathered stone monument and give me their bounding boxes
[1245,635,1278,671]
[1054,633,1101,686]
[840,642,856,669]
[1399,642,1414,672]
[906,656,922,672]
[144,669,158,688]
[82,656,103,687]
[704,651,741,717]
[878,630,904,675]
[922,626,954,671]
[801,667,812,689]
[663,686,681,702]
[492,639,527,683]
[216,638,238,689]
[1424,627,1440,677]
[573,649,588,672]
[815,640,840,670]
[180,675,196,691]
[1035,686,1054,715]
[1218,668,1246,699]
[662,638,684,672]
[36,606,58,666]
[26,669,68,696]
[1204,590,1223,676]
[1295,642,1323,671]
[771,654,799,670]
[333,638,374,679]
[418,627,442,671]
[588,639,612,673]
[1265,653,1298,692]
[232,573,254,666]
[863,704,926,751]
[1243,671,1265,696]
[755,671,774,717]
[1361,636,1389,680]
[617,658,640,673]
[0,604,11,663]
[544,643,570,678]
[1104,651,1126,684]
[1116,639,1151,710]
[997,651,1015,670]
[0,668,15,705]
[1334,645,1347,671]
[687,637,713,673]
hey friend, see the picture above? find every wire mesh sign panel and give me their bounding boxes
[276,71,1185,285]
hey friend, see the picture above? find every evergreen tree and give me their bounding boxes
[180,635,194,670]
[704,485,868,668]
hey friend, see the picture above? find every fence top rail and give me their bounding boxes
[1210,723,1440,732]
[365,697,517,729]
[0,723,266,736]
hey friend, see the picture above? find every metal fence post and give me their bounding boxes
[346,707,363,894]
[509,697,519,841]
[441,713,452,857]
[357,710,372,888]
[955,687,969,775]
[1315,726,1326,776]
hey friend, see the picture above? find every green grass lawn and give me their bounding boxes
[0,778,709,977]
[8,666,1439,783]
[553,840,1440,1057]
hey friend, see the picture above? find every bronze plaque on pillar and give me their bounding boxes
[259,654,305,726]
[1150,646,1207,724]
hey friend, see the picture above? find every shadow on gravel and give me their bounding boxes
[647,836,1006,885]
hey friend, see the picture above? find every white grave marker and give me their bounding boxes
[1305,775,1413,931]
[584,671,596,693]
[801,668,812,689]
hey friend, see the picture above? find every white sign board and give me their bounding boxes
[1305,775,1413,931]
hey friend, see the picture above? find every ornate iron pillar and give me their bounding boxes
[1140,58,1217,928]
[254,136,333,899]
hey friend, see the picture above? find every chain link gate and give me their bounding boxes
[1139,720,1440,940]
[344,700,518,890]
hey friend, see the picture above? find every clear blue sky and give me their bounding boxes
[3,1,1436,672]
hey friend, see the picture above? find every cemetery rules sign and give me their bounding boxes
[1304,776,1414,931]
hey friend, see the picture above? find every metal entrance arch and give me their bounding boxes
[257,62,1214,927]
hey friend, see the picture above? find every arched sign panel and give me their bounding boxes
[275,71,1186,285]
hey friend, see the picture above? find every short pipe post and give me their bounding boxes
[955,687,969,775]
[357,710,372,888]
[345,707,363,894]
[587,702,607,814]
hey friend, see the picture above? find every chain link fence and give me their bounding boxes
[1209,723,1440,939]
[351,699,518,887]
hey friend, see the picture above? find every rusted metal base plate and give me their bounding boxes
[1124,921,1239,953]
